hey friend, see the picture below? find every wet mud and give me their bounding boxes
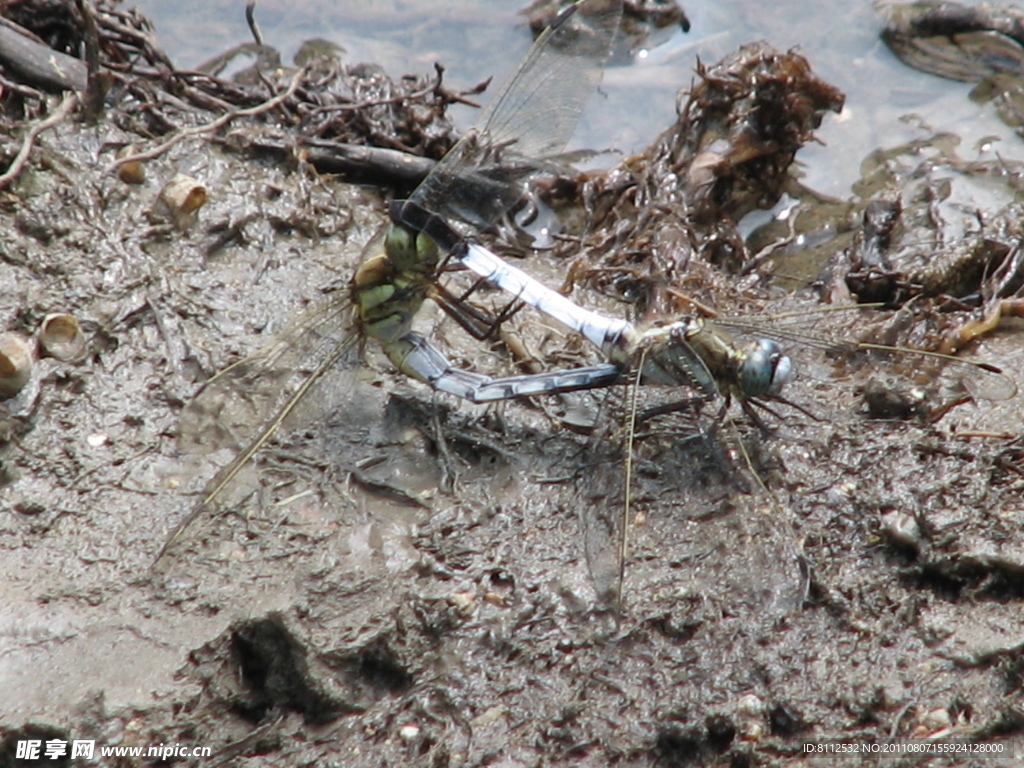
[1,2,1024,767]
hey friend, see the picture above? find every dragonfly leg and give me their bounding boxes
[634,395,710,427]
[431,281,522,342]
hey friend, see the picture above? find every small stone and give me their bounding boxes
[882,510,921,549]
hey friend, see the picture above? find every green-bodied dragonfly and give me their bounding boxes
[156,0,624,563]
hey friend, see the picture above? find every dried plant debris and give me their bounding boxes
[0,0,469,190]
[525,0,690,40]
[812,130,1024,342]
[666,44,845,224]
[569,42,844,306]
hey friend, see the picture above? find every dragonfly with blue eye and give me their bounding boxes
[396,191,1019,408]
[373,0,1015,607]
[396,185,1024,590]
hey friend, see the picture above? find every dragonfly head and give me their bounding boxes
[738,339,792,399]
[385,224,439,274]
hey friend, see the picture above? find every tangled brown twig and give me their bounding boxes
[0,91,79,189]
[104,65,309,175]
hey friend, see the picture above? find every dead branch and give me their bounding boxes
[0,17,87,92]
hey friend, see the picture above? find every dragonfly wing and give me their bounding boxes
[178,293,360,457]
[572,403,808,613]
[162,290,362,564]
[465,0,622,159]
[579,444,629,607]
[407,0,622,231]
[714,312,1017,403]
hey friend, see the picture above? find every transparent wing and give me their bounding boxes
[714,309,1017,402]
[178,297,358,455]
[567,378,806,612]
[409,0,622,231]
[158,287,362,565]
[579,435,630,607]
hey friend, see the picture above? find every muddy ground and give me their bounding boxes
[2,2,1024,767]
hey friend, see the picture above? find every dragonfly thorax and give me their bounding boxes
[737,339,791,399]
[631,317,724,396]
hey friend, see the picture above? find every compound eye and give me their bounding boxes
[384,226,439,271]
[415,232,439,264]
[384,225,414,261]
[740,339,791,398]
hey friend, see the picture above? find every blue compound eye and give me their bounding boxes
[740,339,791,398]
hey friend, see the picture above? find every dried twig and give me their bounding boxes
[0,73,44,101]
[0,92,80,190]
[246,1,263,47]
[105,65,309,174]
[310,77,443,116]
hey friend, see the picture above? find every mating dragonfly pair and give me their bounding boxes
[159,0,1013,591]
[368,0,792,418]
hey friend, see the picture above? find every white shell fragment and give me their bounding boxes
[448,590,477,616]
[38,313,87,362]
[736,693,767,742]
[397,723,420,741]
[159,173,208,229]
[0,333,33,399]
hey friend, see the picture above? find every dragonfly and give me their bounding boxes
[156,0,625,565]
[390,203,1019,603]
[393,203,1017,414]
[392,194,1018,604]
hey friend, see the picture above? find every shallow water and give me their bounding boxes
[131,0,1020,201]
